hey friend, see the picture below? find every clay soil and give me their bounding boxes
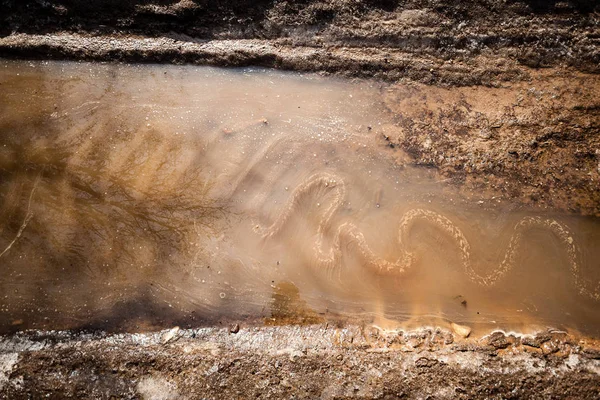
[1,1,600,398]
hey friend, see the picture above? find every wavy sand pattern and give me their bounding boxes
[256,173,600,301]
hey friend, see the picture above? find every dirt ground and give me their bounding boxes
[381,73,600,216]
[1,1,600,398]
[1,0,599,84]
[2,325,600,399]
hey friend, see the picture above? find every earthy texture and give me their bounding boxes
[2,325,600,399]
[0,1,598,85]
[1,1,599,398]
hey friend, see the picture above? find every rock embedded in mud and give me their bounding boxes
[522,333,552,348]
[484,331,516,350]
[541,340,561,355]
[162,326,180,344]
[414,357,439,368]
[451,323,471,338]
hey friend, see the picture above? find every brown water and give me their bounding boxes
[1,60,599,336]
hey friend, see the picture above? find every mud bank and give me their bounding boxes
[382,73,600,216]
[0,1,599,85]
[1,325,600,399]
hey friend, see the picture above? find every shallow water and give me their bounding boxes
[1,60,599,336]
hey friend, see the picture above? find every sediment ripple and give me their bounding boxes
[256,173,600,301]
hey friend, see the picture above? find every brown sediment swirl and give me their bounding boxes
[255,173,599,301]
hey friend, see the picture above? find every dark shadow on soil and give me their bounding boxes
[510,0,597,13]
[1,0,598,37]
[73,292,211,334]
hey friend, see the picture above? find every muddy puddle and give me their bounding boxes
[0,60,599,337]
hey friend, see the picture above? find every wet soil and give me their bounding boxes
[1,1,600,398]
[382,73,600,216]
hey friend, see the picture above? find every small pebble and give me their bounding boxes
[451,322,471,338]
[162,326,180,344]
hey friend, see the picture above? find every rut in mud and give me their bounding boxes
[1,60,599,338]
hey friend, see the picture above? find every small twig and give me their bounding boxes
[0,174,42,258]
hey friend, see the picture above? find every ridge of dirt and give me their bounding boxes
[1,325,600,399]
[0,33,535,86]
[0,1,599,85]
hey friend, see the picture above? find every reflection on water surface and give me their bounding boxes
[1,60,599,336]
